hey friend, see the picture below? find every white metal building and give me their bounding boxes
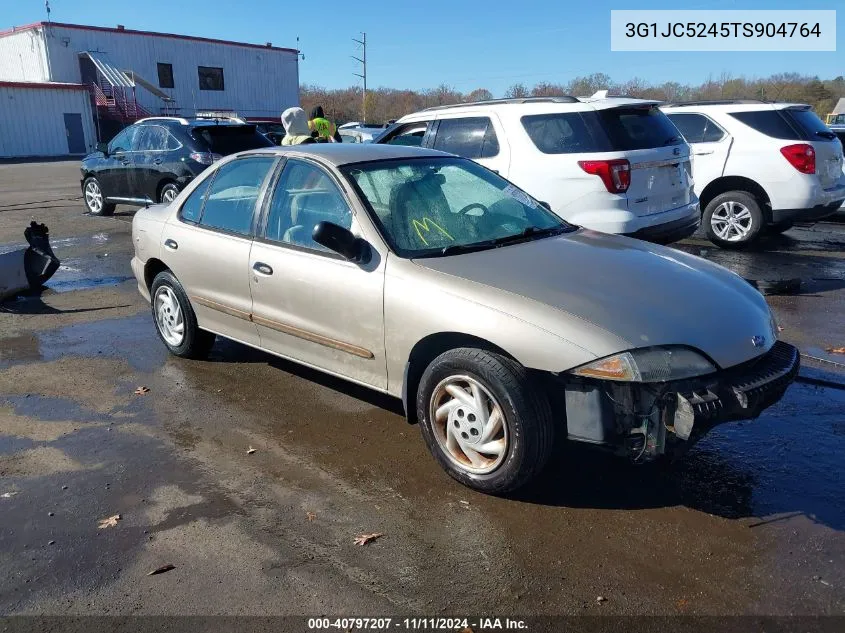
[0,80,96,157]
[0,20,300,157]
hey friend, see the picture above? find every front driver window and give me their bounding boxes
[264,160,352,252]
[198,157,276,235]
[108,126,138,153]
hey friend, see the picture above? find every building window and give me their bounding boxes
[157,63,174,89]
[198,66,224,91]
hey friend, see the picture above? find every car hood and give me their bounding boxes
[413,229,776,370]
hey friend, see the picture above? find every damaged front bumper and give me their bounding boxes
[554,341,799,460]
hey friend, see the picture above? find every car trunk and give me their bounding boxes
[596,105,693,216]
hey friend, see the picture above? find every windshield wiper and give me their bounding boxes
[492,225,567,246]
[662,135,682,145]
[439,241,497,256]
[815,130,837,140]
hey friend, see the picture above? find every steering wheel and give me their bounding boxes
[458,202,488,216]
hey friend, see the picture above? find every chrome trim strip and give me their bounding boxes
[190,295,374,360]
[251,314,375,359]
[630,158,686,170]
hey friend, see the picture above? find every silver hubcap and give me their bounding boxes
[162,187,178,203]
[430,375,508,475]
[85,181,103,213]
[711,201,753,241]
[154,286,185,347]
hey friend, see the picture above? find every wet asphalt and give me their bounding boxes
[1,161,844,618]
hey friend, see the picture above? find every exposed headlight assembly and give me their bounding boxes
[570,347,717,383]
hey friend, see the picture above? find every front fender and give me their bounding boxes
[383,256,619,398]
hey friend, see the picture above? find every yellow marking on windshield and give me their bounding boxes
[412,217,454,245]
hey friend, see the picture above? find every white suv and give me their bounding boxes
[662,101,845,248]
[376,97,699,244]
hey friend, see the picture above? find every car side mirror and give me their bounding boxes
[97,142,109,155]
[312,221,370,264]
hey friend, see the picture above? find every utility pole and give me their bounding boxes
[352,32,367,124]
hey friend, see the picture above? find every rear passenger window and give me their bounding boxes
[198,157,275,235]
[521,113,611,154]
[433,117,499,158]
[165,131,182,150]
[729,110,799,140]
[179,176,213,223]
[264,160,352,252]
[668,113,725,143]
[136,126,168,151]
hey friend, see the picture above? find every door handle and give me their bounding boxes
[253,262,273,276]
[153,157,163,165]
[164,239,178,250]
[693,150,714,156]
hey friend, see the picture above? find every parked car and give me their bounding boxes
[80,117,273,216]
[374,96,700,244]
[337,126,384,144]
[662,100,845,248]
[251,120,285,145]
[131,144,797,494]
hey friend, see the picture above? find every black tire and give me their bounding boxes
[159,182,180,204]
[416,348,554,495]
[150,270,215,359]
[703,190,764,249]
[82,176,116,216]
[765,221,794,235]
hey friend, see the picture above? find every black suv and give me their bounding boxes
[80,118,273,215]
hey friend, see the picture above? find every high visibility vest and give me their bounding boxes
[309,117,336,139]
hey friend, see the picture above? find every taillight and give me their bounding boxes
[578,159,631,193]
[189,152,214,165]
[780,144,815,174]
[189,152,222,165]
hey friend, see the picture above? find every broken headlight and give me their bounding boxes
[570,347,717,383]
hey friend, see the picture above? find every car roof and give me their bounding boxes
[239,143,447,166]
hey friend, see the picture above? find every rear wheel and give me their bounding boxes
[416,348,554,495]
[159,182,180,204]
[83,177,116,216]
[703,191,763,248]
[150,270,215,359]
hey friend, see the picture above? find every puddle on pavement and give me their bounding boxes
[0,314,166,373]
[46,274,134,293]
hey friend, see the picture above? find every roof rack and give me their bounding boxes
[135,116,189,125]
[662,99,769,107]
[422,96,579,112]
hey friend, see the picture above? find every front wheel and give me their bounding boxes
[703,191,764,249]
[83,177,116,216]
[150,270,215,359]
[416,348,554,495]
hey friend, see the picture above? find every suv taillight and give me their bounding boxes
[578,159,631,193]
[189,152,223,165]
[780,144,815,174]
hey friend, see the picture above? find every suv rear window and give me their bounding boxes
[191,125,273,155]
[522,106,682,154]
[729,110,800,140]
[596,106,683,151]
[783,108,837,140]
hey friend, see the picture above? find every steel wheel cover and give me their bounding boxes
[429,374,508,475]
[711,201,753,241]
[85,181,103,213]
[154,286,185,346]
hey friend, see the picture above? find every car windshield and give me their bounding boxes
[342,157,573,258]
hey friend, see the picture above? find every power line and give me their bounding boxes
[352,32,367,123]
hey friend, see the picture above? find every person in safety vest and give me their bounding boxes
[308,105,340,142]
[280,107,315,146]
